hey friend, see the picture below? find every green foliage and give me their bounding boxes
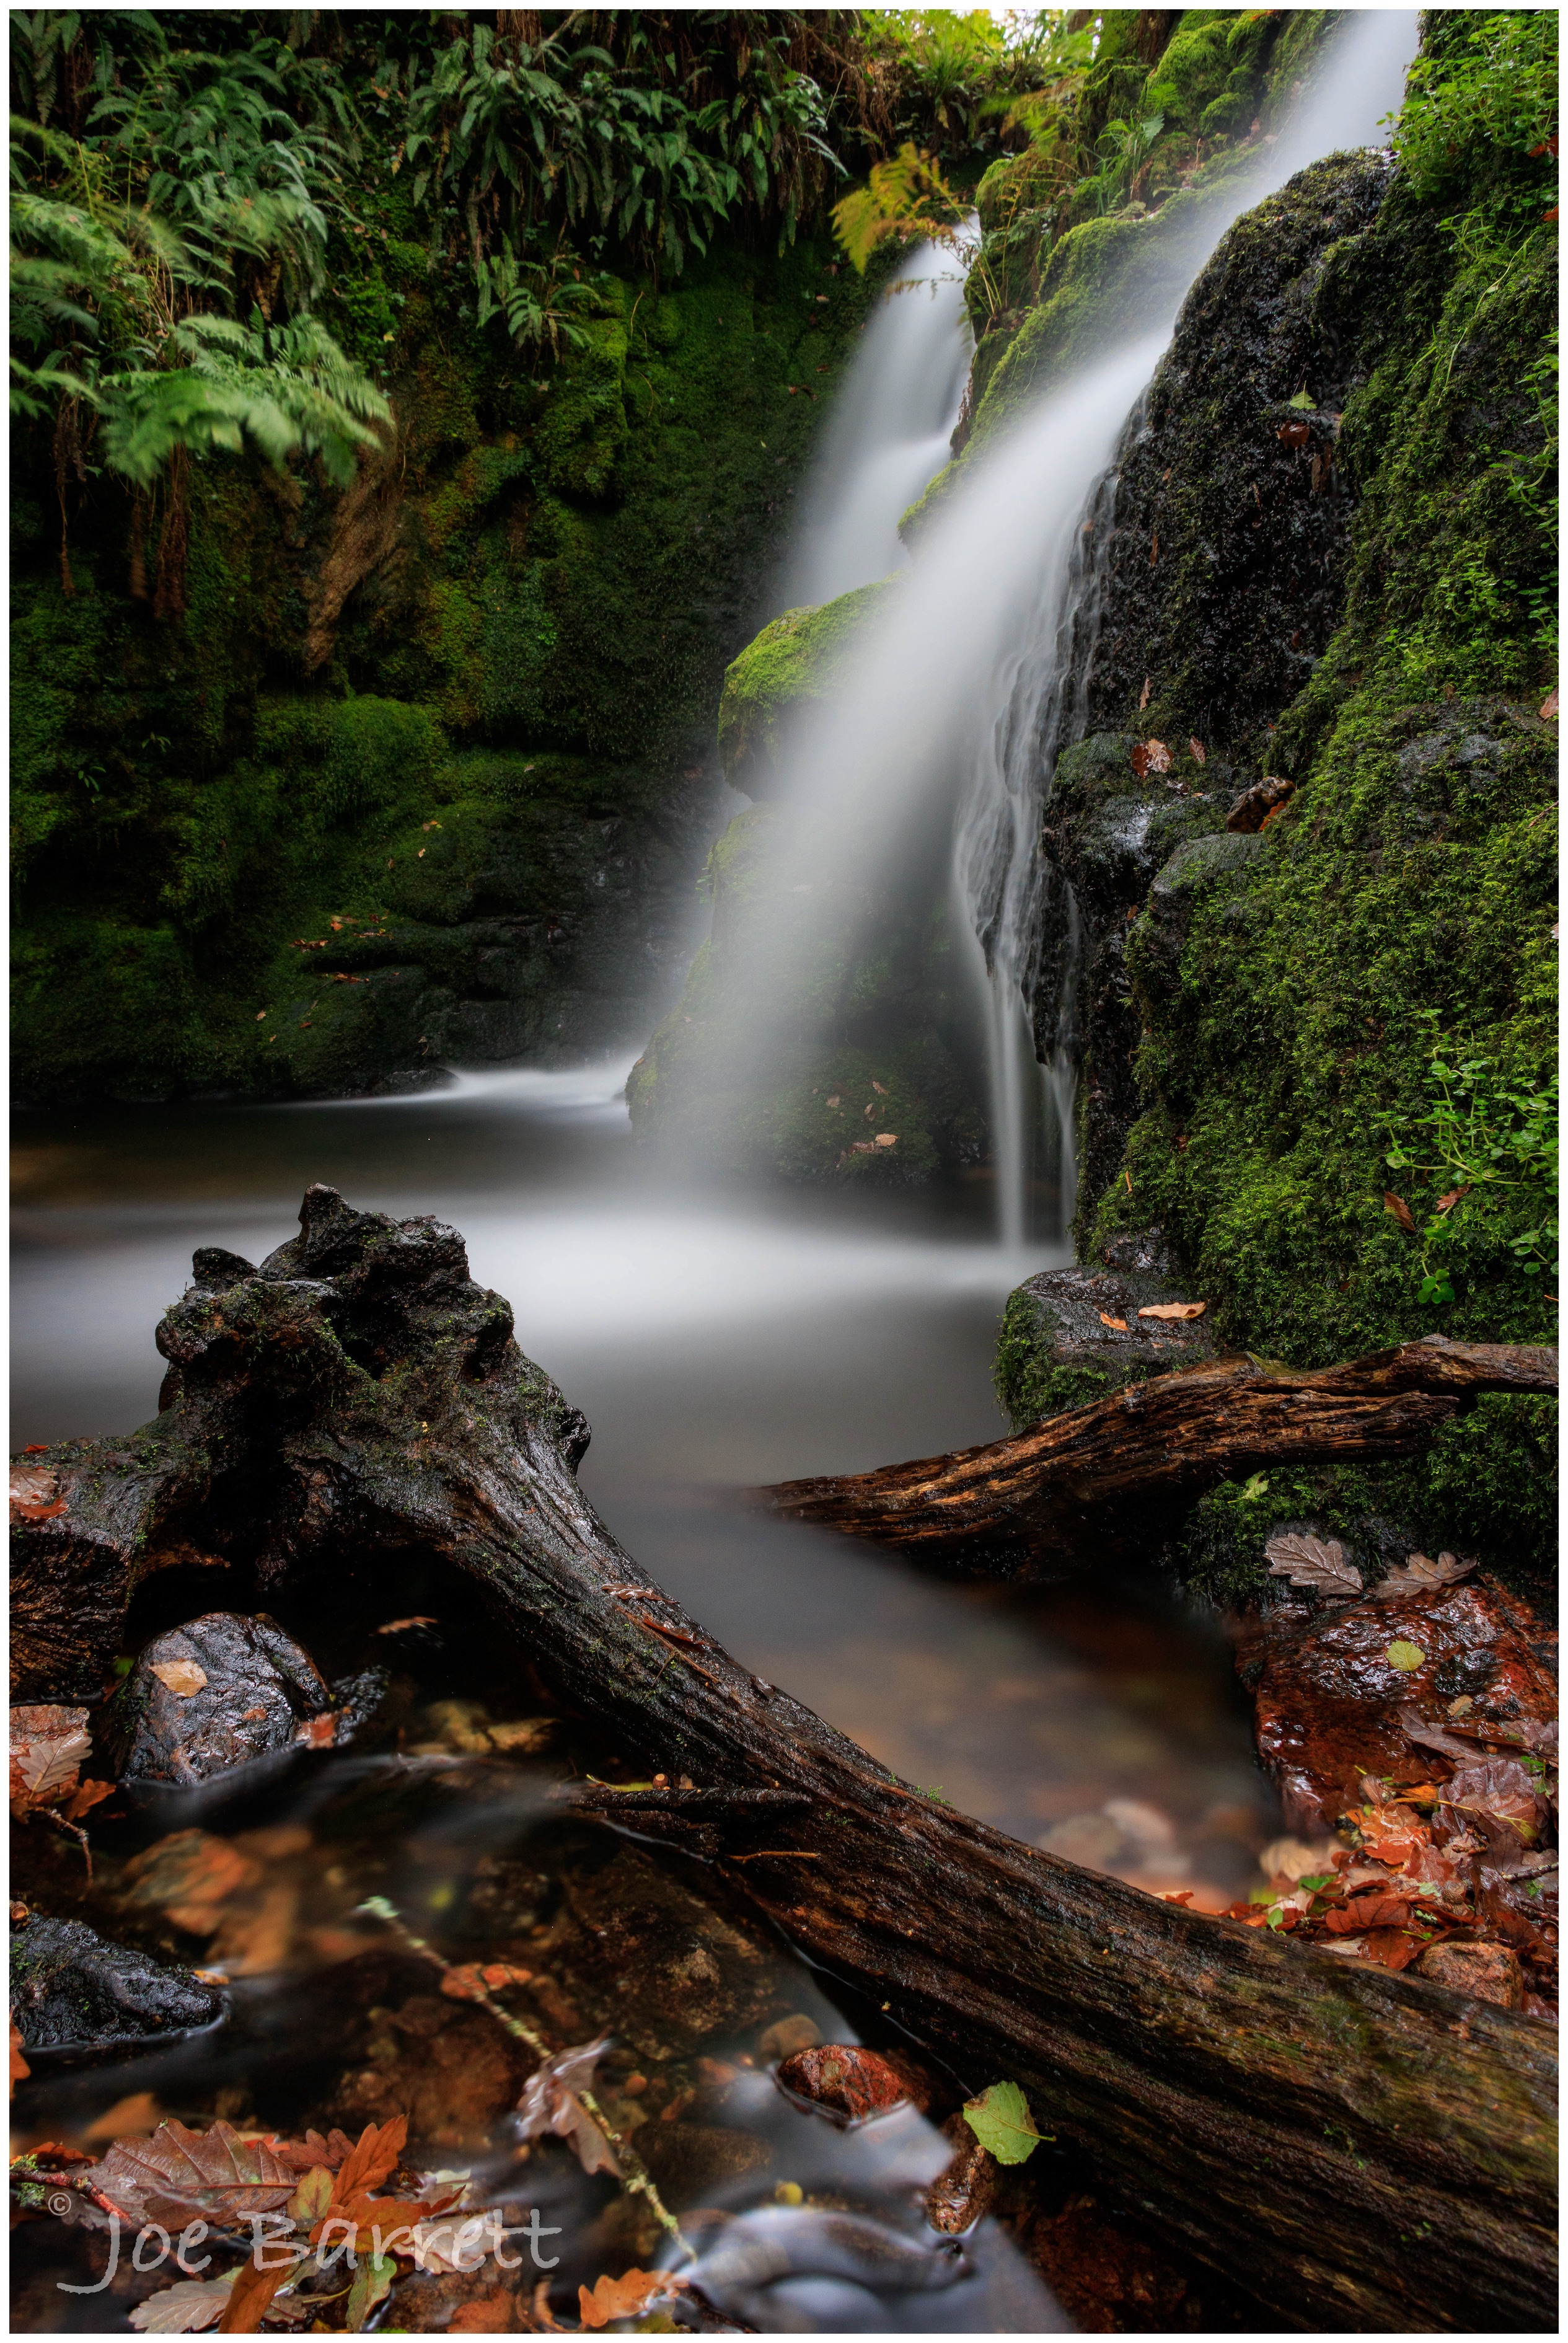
[962,2081,1044,2165]
[1392,9,1558,231]
[831,142,966,273]
[1384,1015,1558,1306]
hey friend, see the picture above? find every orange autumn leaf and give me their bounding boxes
[578,2270,690,2329]
[1137,1301,1206,1321]
[216,2259,287,2333]
[449,2295,520,2334]
[1383,1191,1417,1234]
[327,2114,407,2210]
[1098,1312,1129,1331]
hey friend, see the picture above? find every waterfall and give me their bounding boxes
[777,238,972,611]
[717,11,1418,1253]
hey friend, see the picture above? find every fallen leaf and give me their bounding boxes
[10,1705,92,1808]
[578,2270,690,2330]
[871,1080,888,1095]
[1189,738,1207,765]
[328,2114,408,2210]
[873,1133,898,1148]
[294,1713,335,1750]
[1359,1927,1422,1971]
[375,1616,438,1635]
[1264,1530,1363,1597]
[216,2259,286,2334]
[11,1459,68,1521]
[516,2037,618,2176]
[440,1961,535,2001]
[1383,1191,1417,1234]
[83,2092,164,2143]
[1434,1185,1471,1215]
[130,2272,239,2333]
[84,2120,297,2229]
[1375,1550,1476,1599]
[345,2251,397,2331]
[1137,1301,1206,1321]
[1541,688,1559,721]
[1130,738,1173,778]
[151,1661,209,1697]
[1277,420,1311,449]
[962,2080,1041,2166]
[1098,1312,1129,1331]
[60,1777,116,1822]
[1385,1639,1426,1673]
[1445,1757,1546,1845]
[1139,674,1152,710]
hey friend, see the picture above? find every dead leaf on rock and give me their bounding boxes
[1445,1759,1545,1845]
[151,1661,209,1697]
[10,1705,92,1809]
[578,2270,689,2329]
[1541,688,1559,721]
[1383,1191,1417,1235]
[1098,1312,1129,1331]
[1130,738,1173,778]
[1376,1550,1476,1598]
[376,1617,438,1636]
[1137,1301,1205,1321]
[1264,1530,1363,1597]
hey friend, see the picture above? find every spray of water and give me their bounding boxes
[778,239,972,611]
[725,11,1419,1253]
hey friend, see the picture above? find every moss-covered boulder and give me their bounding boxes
[994,1229,1216,1430]
[716,580,897,795]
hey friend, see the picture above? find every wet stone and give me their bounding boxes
[102,1612,332,1788]
[1236,1576,1557,1834]
[9,1912,222,2054]
[924,2134,997,2235]
[1415,1938,1525,2011]
[775,2042,931,2125]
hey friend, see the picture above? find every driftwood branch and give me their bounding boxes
[753,1339,1559,1577]
[10,1193,1556,2331]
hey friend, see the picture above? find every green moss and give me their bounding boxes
[717,580,897,792]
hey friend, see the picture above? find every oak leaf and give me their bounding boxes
[10,1705,92,1809]
[1189,738,1207,765]
[1375,1549,1476,1598]
[216,2261,288,2334]
[327,2115,408,2210]
[129,2272,239,2332]
[578,2270,689,2329]
[1444,1758,1545,1845]
[1130,738,1173,778]
[1264,1530,1363,1597]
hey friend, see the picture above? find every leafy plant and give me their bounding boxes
[831,141,967,273]
[1392,9,1559,231]
[1384,1012,1558,1306]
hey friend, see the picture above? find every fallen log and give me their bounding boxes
[754,1339,1558,1576]
[11,1191,1556,2330]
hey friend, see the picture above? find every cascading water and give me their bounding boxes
[778,237,972,610]
[729,9,1419,1256]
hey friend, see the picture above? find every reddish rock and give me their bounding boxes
[1021,2194,1195,2332]
[1235,1577,1557,1834]
[774,2042,931,2125]
[1415,1939,1525,2010]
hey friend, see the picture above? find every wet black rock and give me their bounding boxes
[995,1237,1215,1431]
[102,1612,330,1788]
[327,1664,395,1745]
[10,1913,222,2054]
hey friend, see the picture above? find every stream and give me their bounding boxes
[11,1075,1277,2334]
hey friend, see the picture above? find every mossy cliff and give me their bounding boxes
[13,234,874,1101]
[991,14,1557,1602]
[626,581,987,1181]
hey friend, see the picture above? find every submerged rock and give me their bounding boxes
[774,2043,932,2126]
[102,1612,332,1788]
[9,1913,222,2054]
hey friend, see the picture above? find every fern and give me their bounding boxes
[832,143,966,274]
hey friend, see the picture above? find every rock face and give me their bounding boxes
[995,1229,1215,1431]
[102,1613,332,1788]
[10,1913,222,2054]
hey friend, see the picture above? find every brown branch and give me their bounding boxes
[752,1338,1558,1577]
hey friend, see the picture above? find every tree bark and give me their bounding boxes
[752,1339,1558,1577]
[10,1191,1556,2331]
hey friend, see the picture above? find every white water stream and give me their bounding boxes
[744,9,1420,1250]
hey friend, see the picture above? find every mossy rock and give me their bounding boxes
[717,580,898,794]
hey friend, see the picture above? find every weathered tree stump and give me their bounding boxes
[10,1191,1556,2330]
[752,1339,1558,1576]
